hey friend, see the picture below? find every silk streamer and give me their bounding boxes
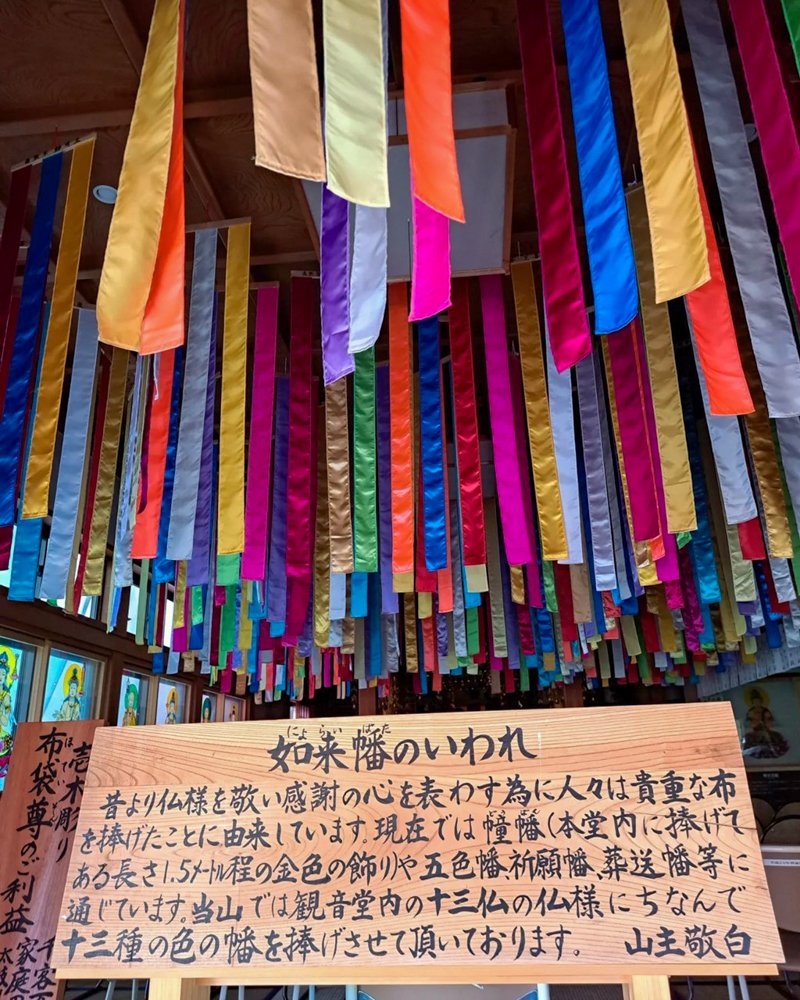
[449,279,486,569]
[323,0,388,207]
[409,196,451,322]
[83,349,129,595]
[546,329,583,564]
[154,346,184,583]
[683,0,800,419]
[0,167,31,361]
[40,310,98,600]
[132,350,176,558]
[376,365,399,613]
[617,0,708,302]
[389,284,414,578]
[354,347,378,573]
[511,263,567,561]
[314,408,331,648]
[398,0,464,221]
[485,498,507,658]
[23,140,95,518]
[326,378,355,575]
[686,307,757,526]
[516,0,591,372]
[509,356,542,607]
[627,186,695,532]
[113,356,147,588]
[96,0,180,351]
[186,306,218,587]
[727,0,800,315]
[320,187,355,384]
[561,0,637,335]
[606,325,660,543]
[247,0,325,181]
[167,228,216,560]
[242,287,278,580]
[350,205,388,353]
[0,153,62,527]
[684,150,752,417]
[418,316,447,571]
[267,381,290,624]
[286,278,314,578]
[575,356,616,591]
[481,275,532,566]
[217,223,250,558]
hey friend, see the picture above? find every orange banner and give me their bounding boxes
[132,350,176,558]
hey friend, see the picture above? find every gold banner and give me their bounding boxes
[326,378,355,575]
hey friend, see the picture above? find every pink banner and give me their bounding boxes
[242,287,278,581]
[286,278,314,578]
[409,195,450,322]
[480,275,532,566]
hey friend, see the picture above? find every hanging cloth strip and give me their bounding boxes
[323,0,388,207]
[561,0,637,335]
[408,195,451,322]
[782,0,800,72]
[683,0,800,419]
[217,222,250,567]
[131,349,176,558]
[388,283,414,584]
[545,327,583,565]
[96,0,182,351]
[511,262,568,561]
[186,303,218,587]
[286,277,315,578]
[605,324,660,543]
[242,286,278,581]
[376,364,399,614]
[509,355,543,608]
[73,356,109,605]
[325,377,355,575]
[314,404,331,648]
[0,153,62,527]
[481,275,532,567]
[353,346,379,573]
[627,186,695,533]
[320,187,355,384]
[398,0,463,221]
[0,166,31,364]
[167,228,217,560]
[83,349,129,595]
[247,0,325,181]
[267,380,291,624]
[22,139,95,518]
[154,346,184,584]
[727,0,800,317]
[113,355,147,589]
[418,316,448,571]
[575,355,617,591]
[516,0,591,372]
[448,279,486,573]
[686,306,757,526]
[39,309,99,600]
[684,147,752,417]
[617,0,708,301]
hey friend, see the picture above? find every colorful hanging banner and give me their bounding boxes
[247,0,325,181]
[561,0,637,335]
[398,0,464,222]
[154,346,184,584]
[511,262,568,561]
[546,327,583,564]
[217,222,250,560]
[418,316,448,571]
[627,186,695,533]
[83,349,129,595]
[0,153,62,527]
[350,205,388,353]
[96,0,182,351]
[516,0,592,371]
[113,355,147,588]
[39,310,99,600]
[323,0,388,207]
[448,279,486,570]
[186,306,218,588]
[23,138,95,519]
[727,0,800,316]
[321,187,355,384]
[684,0,800,420]
[242,286,278,581]
[481,275,532,566]
[267,381,291,623]
[376,365,399,613]
[354,347,378,573]
[408,195,451,322]
[72,351,108,606]
[325,377,355,575]
[617,0,708,301]
[388,283,414,580]
[0,166,31,367]
[286,277,314,578]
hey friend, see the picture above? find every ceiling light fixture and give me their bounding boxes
[92,184,117,204]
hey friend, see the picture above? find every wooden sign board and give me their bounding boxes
[53,704,781,989]
[0,719,104,1000]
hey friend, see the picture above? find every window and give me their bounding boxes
[117,670,150,728]
[0,636,38,791]
[156,678,188,725]
[42,650,100,722]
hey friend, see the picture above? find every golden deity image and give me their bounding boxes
[56,663,84,722]
[0,646,18,779]
[165,687,178,724]
[122,681,138,727]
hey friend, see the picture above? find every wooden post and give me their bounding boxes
[147,980,210,1000]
